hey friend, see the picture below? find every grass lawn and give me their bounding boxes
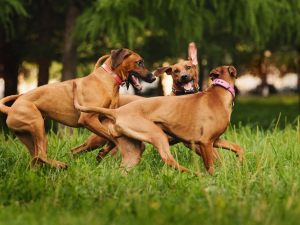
[0,95,299,225]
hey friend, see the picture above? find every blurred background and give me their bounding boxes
[0,0,299,129]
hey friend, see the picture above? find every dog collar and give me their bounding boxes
[212,78,235,98]
[172,87,199,96]
[101,63,124,85]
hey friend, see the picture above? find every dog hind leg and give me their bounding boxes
[7,103,67,169]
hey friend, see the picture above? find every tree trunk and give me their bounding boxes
[0,37,20,96]
[3,59,19,96]
[198,56,205,91]
[37,58,50,86]
[0,39,20,132]
[61,4,79,81]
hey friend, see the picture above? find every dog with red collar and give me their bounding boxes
[0,48,156,169]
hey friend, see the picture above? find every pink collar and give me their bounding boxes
[212,78,235,98]
[101,63,124,85]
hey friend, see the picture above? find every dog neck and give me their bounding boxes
[101,62,124,86]
[212,79,235,98]
[209,78,235,108]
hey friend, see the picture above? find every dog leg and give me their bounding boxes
[96,142,115,162]
[78,113,116,144]
[214,139,244,161]
[7,103,67,169]
[118,137,144,171]
[185,143,220,163]
[71,134,106,155]
[118,118,191,174]
[97,138,145,162]
[16,129,67,169]
[197,142,215,175]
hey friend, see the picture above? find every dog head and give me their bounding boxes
[154,42,199,94]
[209,66,237,85]
[155,60,199,94]
[110,48,156,91]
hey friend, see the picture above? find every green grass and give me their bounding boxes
[0,95,299,225]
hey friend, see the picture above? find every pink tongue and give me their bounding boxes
[131,76,143,90]
[183,81,193,90]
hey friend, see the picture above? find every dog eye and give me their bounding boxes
[174,69,180,73]
[136,60,144,67]
[186,66,191,70]
[210,73,219,78]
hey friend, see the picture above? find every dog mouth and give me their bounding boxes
[128,72,143,91]
[177,80,196,92]
[182,80,194,91]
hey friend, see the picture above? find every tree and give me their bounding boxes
[75,0,299,92]
[61,2,80,81]
[0,0,27,96]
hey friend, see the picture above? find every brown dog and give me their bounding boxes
[0,48,156,169]
[74,66,244,175]
[71,43,200,160]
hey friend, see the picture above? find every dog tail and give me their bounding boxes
[72,81,116,121]
[0,94,20,114]
[93,54,110,72]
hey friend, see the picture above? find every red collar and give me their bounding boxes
[101,63,124,85]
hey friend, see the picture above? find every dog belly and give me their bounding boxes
[46,111,80,127]
[21,89,81,127]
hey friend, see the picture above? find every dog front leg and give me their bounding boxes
[213,139,244,161]
[78,112,116,144]
[71,134,106,155]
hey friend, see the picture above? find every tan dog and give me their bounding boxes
[0,48,156,169]
[74,66,244,174]
[71,43,200,159]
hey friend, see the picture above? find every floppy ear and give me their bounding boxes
[154,66,172,77]
[111,48,132,69]
[228,66,237,77]
[188,42,198,66]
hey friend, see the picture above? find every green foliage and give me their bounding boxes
[74,0,300,68]
[0,95,299,225]
[0,0,27,39]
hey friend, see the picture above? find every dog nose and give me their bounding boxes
[148,73,156,83]
[181,75,189,81]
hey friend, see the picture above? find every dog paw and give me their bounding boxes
[49,160,68,169]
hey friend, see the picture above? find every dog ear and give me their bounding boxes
[111,48,132,69]
[188,42,198,66]
[228,66,237,77]
[154,66,172,77]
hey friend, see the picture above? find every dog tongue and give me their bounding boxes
[131,76,143,91]
[183,81,193,90]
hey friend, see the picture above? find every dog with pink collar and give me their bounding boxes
[74,65,245,175]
